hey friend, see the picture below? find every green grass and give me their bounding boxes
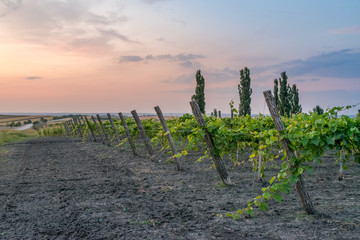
[37,124,66,137]
[0,129,38,146]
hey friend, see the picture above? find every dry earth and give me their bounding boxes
[0,137,359,239]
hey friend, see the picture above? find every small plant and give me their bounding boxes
[38,124,66,136]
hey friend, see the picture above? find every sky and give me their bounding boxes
[0,0,359,115]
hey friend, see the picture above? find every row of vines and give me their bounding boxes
[62,98,360,218]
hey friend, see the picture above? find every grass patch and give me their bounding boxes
[0,129,38,146]
[37,124,66,137]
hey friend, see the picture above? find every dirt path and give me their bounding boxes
[14,123,33,130]
[0,137,359,239]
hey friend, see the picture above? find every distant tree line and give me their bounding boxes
[191,68,305,117]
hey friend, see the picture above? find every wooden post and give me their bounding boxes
[257,154,263,182]
[77,116,86,137]
[63,122,70,136]
[107,113,121,144]
[69,120,77,136]
[263,90,315,215]
[131,110,154,159]
[118,112,138,156]
[91,116,105,144]
[66,122,72,136]
[73,118,83,137]
[97,114,110,147]
[154,106,182,170]
[91,116,106,144]
[81,117,91,140]
[338,151,344,180]
[190,101,232,185]
[84,116,97,142]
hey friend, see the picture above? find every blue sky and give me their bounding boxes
[0,0,359,114]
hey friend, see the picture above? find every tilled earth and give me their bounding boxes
[0,136,359,239]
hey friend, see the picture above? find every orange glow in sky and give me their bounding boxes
[1,1,359,114]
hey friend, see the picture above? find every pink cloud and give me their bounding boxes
[330,26,360,34]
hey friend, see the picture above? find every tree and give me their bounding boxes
[290,84,302,115]
[238,67,252,116]
[274,79,280,109]
[40,117,48,123]
[191,70,206,114]
[313,105,324,115]
[212,108,218,118]
[279,72,291,117]
[273,72,302,117]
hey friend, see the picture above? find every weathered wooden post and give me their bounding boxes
[154,106,182,170]
[63,122,70,136]
[118,112,138,156]
[69,120,77,136]
[96,114,110,147]
[91,116,105,144]
[66,121,72,136]
[338,151,344,181]
[76,116,86,137]
[73,118,83,137]
[107,113,121,144]
[131,110,154,159]
[84,116,97,142]
[263,90,315,214]
[81,117,91,140]
[190,101,232,185]
[257,154,263,182]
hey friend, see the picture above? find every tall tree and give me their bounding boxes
[274,78,280,110]
[274,72,302,117]
[238,67,252,116]
[313,105,324,115]
[279,72,291,117]
[212,108,218,118]
[290,84,302,115]
[191,70,206,114]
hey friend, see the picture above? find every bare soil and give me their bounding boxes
[0,137,359,239]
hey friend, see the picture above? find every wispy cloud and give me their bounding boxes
[0,0,133,55]
[118,56,144,63]
[141,0,171,4]
[97,28,139,43]
[25,76,42,80]
[164,67,239,85]
[118,53,205,67]
[0,0,22,17]
[330,26,360,34]
[256,49,360,79]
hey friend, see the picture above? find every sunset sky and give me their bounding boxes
[1,0,359,115]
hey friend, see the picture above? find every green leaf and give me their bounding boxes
[289,175,299,184]
[245,207,254,216]
[311,138,320,146]
[269,176,276,185]
[273,193,283,202]
[279,183,291,194]
[259,202,268,211]
[263,192,272,200]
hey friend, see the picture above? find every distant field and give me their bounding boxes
[0,115,54,125]
[138,115,177,120]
